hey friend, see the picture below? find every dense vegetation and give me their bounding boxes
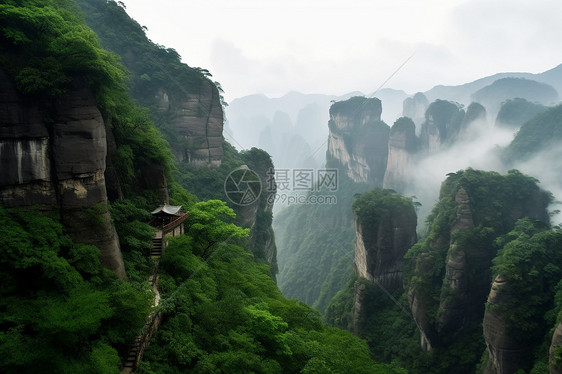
[5,1,562,374]
[0,1,176,372]
[503,103,562,162]
[75,0,211,104]
[495,98,546,128]
[0,206,152,373]
[138,203,405,374]
[76,0,276,266]
[488,218,562,373]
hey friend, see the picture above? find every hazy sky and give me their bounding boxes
[124,0,562,102]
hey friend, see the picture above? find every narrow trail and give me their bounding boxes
[120,230,164,373]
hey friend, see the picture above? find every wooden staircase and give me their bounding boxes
[122,335,142,371]
[120,230,165,373]
[151,237,163,257]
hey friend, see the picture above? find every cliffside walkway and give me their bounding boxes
[120,209,188,372]
[120,231,164,373]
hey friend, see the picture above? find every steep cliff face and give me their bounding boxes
[352,189,417,332]
[157,80,224,166]
[353,200,417,290]
[419,100,465,151]
[0,71,126,278]
[402,92,429,126]
[481,222,562,374]
[435,187,476,335]
[383,117,417,191]
[327,97,389,186]
[233,148,278,272]
[483,275,529,374]
[77,0,224,168]
[406,169,550,360]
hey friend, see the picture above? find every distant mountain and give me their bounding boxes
[471,77,558,118]
[424,64,562,106]
[226,88,407,172]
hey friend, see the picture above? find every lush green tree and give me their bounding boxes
[140,229,405,373]
[187,200,250,258]
[0,206,152,373]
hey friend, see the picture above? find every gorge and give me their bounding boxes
[3,1,562,374]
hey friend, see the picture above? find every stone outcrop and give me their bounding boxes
[383,117,417,191]
[352,190,417,333]
[402,92,429,126]
[419,99,465,151]
[352,282,367,335]
[408,172,550,358]
[230,150,278,273]
[0,70,126,279]
[158,80,224,166]
[436,187,475,335]
[327,97,389,186]
[353,207,417,291]
[462,102,487,127]
[483,276,529,374]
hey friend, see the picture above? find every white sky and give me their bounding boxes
[123,0,562,102]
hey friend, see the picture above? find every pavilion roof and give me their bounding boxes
[151,204,182,216]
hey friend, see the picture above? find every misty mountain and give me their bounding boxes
[227,65,562,180]
[471,77,558,118]
[424,63,562,106]
[226,88,407,171]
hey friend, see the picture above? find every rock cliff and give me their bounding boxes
[406,170,550,359]
[156,80,224,166]
[419,99,465,151]
[383,117,417,191]
[234,149,278,272]
[435,187,477,335]
[76,0,224,168]
[402,92,429,126]
[483,275,529,374]
[0,71,126,278]
[352,189,417,332]
[327,97,389,186]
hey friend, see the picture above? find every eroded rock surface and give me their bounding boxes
[0,71,126,278]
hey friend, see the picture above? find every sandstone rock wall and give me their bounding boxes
[352,192,417,334]
[483,275,529,374]
[0,71,126,278]
[158,80,224,166]
[327,97,389,186]
[383,117,417,191]
[402,92,428,126]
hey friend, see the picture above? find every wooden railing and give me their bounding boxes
[162,212,189,234]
